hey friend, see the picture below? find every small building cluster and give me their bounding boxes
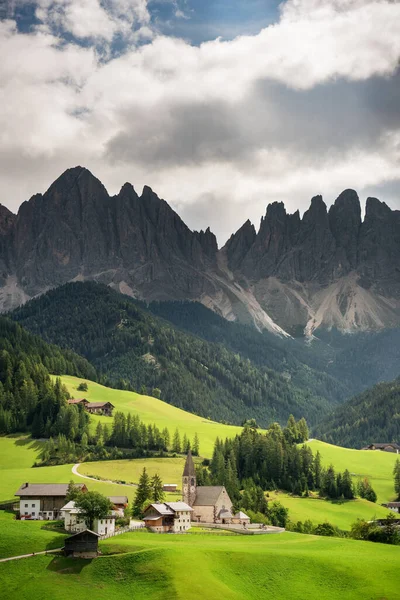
[383,502,400,514]
[67,398,114,416]
[15,482,88,520]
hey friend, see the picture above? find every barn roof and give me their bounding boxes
[193,486,226,506]
[108,496,128,504]
[147,503,175,515]
[86,402,114,408]
[67,398,88,404]
[363,443,400,450]
[65,529,100,540]
[15,483,86,497]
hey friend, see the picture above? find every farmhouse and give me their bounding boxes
[143,501,193,533]
[362,443,400,453]
[60,500,116,535]
[163,484,177,492]
[383,502,400,513]
[108,496,128,516]
[64,529,100,558]
[67,398,89,406]
[182,451,233,524]
[15,482,87,520]
[85,401,114,416]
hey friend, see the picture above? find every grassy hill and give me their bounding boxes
[1,530,400,600]
[0,511,67,559]
[58,375,245,457]
[307,439,399,503]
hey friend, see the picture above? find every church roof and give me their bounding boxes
[183,450,196,477]
[193,486,226,506]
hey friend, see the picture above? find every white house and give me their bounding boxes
[60,501,116,536]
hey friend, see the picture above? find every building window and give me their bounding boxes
[32,512,35,516]
[25,512,28,515]
[25,504,28,508]
[32,504,35,507]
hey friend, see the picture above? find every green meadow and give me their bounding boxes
[1,529,400,600]
[58,375,244,457]
[307,440,399,503]
[0,511,67,559]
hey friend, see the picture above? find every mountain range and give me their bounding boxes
[2,166,400,336]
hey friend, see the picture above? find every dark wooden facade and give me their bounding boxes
[64,530,100,558]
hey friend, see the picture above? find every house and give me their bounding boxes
[15,482,87,520]
[163,484,177,492]
[67,398,89,406]
[182,451,234,524]
[383,502,400,513]
[108,496,128,516]
[143,501,193,533]
[232,511,251,525]
[64,529,100,558]
[362,443,400,453]
[60,500,116,535]
[85,401,114,416]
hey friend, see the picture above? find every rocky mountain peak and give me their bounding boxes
[194,227,218,260]
[224,219,256,271]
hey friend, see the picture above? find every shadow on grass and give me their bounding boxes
[45,533,68,551]
[46,555,93,574]
[13,436,43,452]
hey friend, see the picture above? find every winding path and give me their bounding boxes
[72,464,137,488]
[0,548,62,563]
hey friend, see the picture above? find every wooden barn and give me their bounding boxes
[64,529,100,558]
[85,401,114,416]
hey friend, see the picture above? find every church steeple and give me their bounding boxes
[182,450,196,506]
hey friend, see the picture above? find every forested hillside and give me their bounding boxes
[314,380,400,448]
[0,317,96,436]
[10,282,332,426]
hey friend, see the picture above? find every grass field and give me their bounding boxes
[269,492,391,530]
[0,435,138,504]
[0,511,67,559]
[58,376,244,457]
[307,440,399,503]
[1,529,400,600]
[78,457,192,489]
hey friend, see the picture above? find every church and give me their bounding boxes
[182,450,234,524]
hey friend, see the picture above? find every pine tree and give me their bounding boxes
[151,474,165,503]
[96,421,103,444]
[192,432,200,456]
[172,428,181,453]
[341,469,354,499]
[133,468,151,517]
[393,458,400,500]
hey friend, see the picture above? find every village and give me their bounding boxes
[11,452,284,558]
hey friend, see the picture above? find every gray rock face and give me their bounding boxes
[2,166,400,334]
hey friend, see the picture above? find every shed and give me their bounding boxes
[232,511,251,525]
[64,529,100,558]
[85,402,114,417]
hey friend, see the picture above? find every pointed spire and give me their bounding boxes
[183,449,196,477]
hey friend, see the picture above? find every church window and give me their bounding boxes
[191,478,195,486]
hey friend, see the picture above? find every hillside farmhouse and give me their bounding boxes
[108,495,128,515]
[383,502,400,513]
[182,451,234,523]
[362,443,400,453]
[67,398,89,406]
[143,501,193,533]
[15,482,87,520]
[60,500,116,535]
[85,401,114,416]
[64,529,100,558]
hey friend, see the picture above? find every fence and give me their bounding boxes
[100,522,145,540]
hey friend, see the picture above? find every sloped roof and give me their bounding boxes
[15,483,86,497]
[385,502,400,507]
[218,508,233,519]
[65,529,100,540]
[364,443,400,450]
[234,511,250,520]
[67,399,88,404]
[193,486,226,506]
[60,501,76,511]
[149,503,174,515]
[183,450,196,477]
[165,501,193,512]
[108,496,128,504]
[86,402,114,408]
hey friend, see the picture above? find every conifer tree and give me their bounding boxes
[192,432,200,456]
[393,458,400,500]
[133,467,152,517]
[151,474,165,503]
[172,428,181,453]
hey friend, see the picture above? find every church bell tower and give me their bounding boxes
[182,449,196,507]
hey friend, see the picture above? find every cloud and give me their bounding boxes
[1,0,400,244]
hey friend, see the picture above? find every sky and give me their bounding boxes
[1,0,400,245]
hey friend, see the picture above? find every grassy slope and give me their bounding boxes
[0,512,67,559]
[269,493,390,530]
[0,436,139,504]
[307,440,399,503]
[1,530,400,600]
[58,375,244,457]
